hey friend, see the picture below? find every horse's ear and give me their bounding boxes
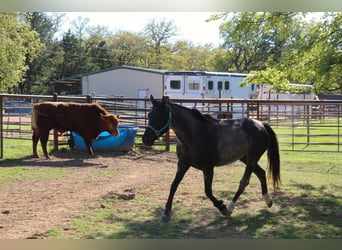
[162,96,170,104]
[150,95,157,106]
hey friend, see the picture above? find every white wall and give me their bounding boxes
[82,68,163,98]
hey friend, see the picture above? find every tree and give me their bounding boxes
[0,12,42,93]
[71,16,90,41]
[168,40,212,71]
[243,13,342,94]
[217,12,302,73]
[106,31,148,66]
[84,25,114,69]
[143,18,178,69]
[22,12,64,94]
[309,13,342,93]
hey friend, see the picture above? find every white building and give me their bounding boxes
[81,66,165,98]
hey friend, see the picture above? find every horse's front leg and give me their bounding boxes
[161,161,190,222]
[203,167,229,216]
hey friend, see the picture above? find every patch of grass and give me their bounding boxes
[54,151,341,239]
[270,118,341,151]
[91,170,119,179]
[0,167,69,186]
[45,228,63,238]
[2,139,33,159]
[1,138,54,159]
[0,139,70,185]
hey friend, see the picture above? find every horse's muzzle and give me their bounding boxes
[142,130,156,146]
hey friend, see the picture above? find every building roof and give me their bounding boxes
[164,70,251,77]
[50,73,83,85]
[51,65,253,86]
[51,65,166,85]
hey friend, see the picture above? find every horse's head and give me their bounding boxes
[142,95,171,146]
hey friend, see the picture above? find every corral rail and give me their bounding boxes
[1,93,341,158]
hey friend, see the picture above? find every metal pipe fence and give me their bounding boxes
[1,93,341,158]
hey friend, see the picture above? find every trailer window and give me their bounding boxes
[224,81,230,90]
[188,82,200,90]
[207,81,213,90]
[170,80,181,89]
[217,81,223,90]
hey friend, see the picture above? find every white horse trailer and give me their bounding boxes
[258,83,315,101]
[205,72,257,99]
[163,71,257,118]
[164,71,206,99]
[163,71,257,100]
[258,83,317,120]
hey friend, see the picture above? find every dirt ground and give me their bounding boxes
[0,149,182,239]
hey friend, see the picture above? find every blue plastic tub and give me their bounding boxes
[72,125,139,152]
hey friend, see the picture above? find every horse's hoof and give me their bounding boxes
[220,207,231,217]
[263,194,273,208]
[160,213,171,223]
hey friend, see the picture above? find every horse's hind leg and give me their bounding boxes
[40,131,52,160]
[161,160,190,222]
[203,167,229,216]
[226,158,254,215]
[253,164,273,208]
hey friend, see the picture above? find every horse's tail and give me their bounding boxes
[263,123,281,190]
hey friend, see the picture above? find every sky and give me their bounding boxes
[61,12,224,46]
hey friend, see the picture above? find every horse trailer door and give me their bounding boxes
[164,75,184,98]
[184,75,205,99]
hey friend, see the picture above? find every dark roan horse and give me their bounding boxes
[142,96,281,222]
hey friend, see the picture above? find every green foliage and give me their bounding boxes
[0,13,43,92]
[106,31,148,67]
[217,12,302,73]
[142,18,178,69]
[238,12,342,94]
[168,40,213,71]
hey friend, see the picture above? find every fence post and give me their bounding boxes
[53,93,58,102]
[86,95,92,103]
[338,104,340,152]
[53,93,59,152]
[291,103,295,151]
[165,131,170,152]
[256,102,260,120]
[306,105,310,144]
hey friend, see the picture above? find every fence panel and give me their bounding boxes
[1,93,341,158]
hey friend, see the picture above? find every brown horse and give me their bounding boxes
[143,96,280,222]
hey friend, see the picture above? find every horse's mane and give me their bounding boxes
[170,103,218,124]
